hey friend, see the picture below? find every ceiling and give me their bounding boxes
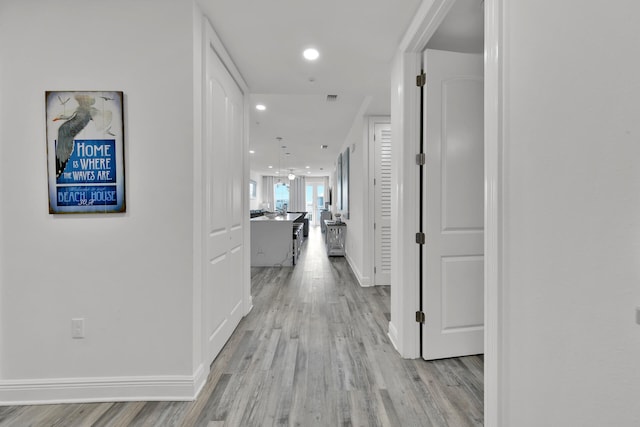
[197,0,483,178]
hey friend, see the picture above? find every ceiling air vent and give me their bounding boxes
[326,94,338,102]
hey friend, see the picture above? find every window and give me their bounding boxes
[274,182,289,211]
[305,182,324,226]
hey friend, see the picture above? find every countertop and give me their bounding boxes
[251,213,303,222]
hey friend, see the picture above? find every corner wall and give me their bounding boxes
[0,0,198,403]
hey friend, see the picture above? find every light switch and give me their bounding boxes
[72,318,85,339]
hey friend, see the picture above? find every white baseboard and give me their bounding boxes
[388,321,400,353]
[344,252,372,287]
[244,296,253,316]
[0,364,207,406]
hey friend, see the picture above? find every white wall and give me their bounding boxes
[500,1,640,425]
[339,110,371,287]
[0,0,198,402]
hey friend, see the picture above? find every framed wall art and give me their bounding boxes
[336,152,342,211]
[45,91,125,214]
[341,146,349,219]
[249,179,257,199]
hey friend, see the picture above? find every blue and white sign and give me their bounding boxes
[46,91,125,213]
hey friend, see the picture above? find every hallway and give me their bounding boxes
[0,227,483,426]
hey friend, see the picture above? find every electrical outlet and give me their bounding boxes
[71,318,85,339]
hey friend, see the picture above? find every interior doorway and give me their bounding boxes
[416,0,485,361]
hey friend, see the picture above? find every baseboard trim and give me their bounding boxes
[244,296,254,316]
[345,252,372,287]
[0,366,207,406]
[388,320,400,353]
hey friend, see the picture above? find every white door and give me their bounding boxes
[204,32,245,364]
[422,49,484,360]
[374,123,392,286]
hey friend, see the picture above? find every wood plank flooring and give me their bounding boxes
[0,227,483,427]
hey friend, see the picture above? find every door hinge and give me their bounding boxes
[374,222,377,230]
[416,311,426,324]
[415,232,426,245]
[374,266,377,274]
[416,73,426,87]
[374,178,376,186]
[416,153,426,165]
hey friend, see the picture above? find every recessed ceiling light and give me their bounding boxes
[305,166,310,169]
[256,104,266,111]
[307,171,311,174]
[249,150,255,154]
[268,165,273,169]
[303,48,319,61]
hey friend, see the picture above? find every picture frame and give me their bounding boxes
[336,153,342,210]
[341,147,349,219]
[249,179,257,199]
[45,91,125,214]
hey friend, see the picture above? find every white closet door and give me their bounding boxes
[374,123,392,286]
[204,23,245,364]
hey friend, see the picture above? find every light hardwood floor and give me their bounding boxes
[0,227,483,427]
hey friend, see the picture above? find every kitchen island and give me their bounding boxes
[250,213,303,267]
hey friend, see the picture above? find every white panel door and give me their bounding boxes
[374,123,392,286]
[204,35,245,364]
[422,49,484,360]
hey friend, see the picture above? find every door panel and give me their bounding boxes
[207,79,228,236]
[207,254,228,340]
[204,35,245,364]
[230,100,243,229]
[441,256,484,330]
[441,78,484,231]
[229,244,244,315]
[422,49,484,360]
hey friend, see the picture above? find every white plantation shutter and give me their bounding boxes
[375,123,392,285]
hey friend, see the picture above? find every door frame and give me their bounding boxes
[391,0,504,425]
